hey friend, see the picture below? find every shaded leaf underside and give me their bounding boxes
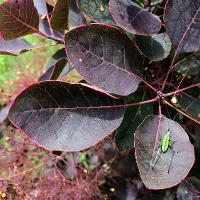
[135,33,172,61]
[109,0,161,35]
[0,38,34,55]
[68,0,86,30]
[115,91,153,151]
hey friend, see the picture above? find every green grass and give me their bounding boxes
[0,34,62,105]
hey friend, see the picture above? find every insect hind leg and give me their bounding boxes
[168,150,175,174]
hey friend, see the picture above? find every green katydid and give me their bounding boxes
[150,129,175,173]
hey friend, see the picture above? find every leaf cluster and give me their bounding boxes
[0,0,199,194]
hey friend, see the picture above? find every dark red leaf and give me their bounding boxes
[50,0,69,31]
[65,24,143,96]
[109,0,161,35]
[164,0,200,53]
[134,115,195,189]
[8,81,124,151]
[0,38,34,55]
[0,0,39,40]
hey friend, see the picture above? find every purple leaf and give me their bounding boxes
[44,48,73,78]
[8,81,124,151]
[33,0,48,16]
[0,38,34,55]
[0,0,39,40]
[134,115,195,189]
[39,58,68,81]
[164,0,200,53]
[68,0,86,30]
[39,18,64,40]
[31,0,65,41]
[50,0,69,31]
[109,0,161,35]
[65,24,143,96]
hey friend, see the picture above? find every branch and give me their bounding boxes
[164,83,200,97]
[162,99,200,125]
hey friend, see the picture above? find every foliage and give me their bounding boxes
[0,0,199,198]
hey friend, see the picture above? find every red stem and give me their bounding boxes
[163,99,200,125]
[164,83,200,97]
[161,51,178,92]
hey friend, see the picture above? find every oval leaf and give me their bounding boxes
[164,0,200,53]
[0,38,34,55]
[80,0,114,24]
[65,24,143,96]
[8,81,124,151]
[109,0,161,35]
[0,0,39,40]
[135,33,171,61]
[134,115,195,189]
